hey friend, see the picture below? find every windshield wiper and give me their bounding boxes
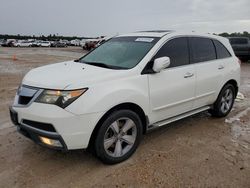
[84,62,127,70]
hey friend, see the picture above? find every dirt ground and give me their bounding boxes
[0,47,249,188]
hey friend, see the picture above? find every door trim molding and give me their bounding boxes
[148,106,210,130]
[152,97,195,111]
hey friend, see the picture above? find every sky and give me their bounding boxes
[0,0,250,37]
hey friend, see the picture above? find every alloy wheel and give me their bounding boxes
[103,118,137,158]
[220,88,233,114]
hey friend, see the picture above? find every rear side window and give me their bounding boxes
[190,37,216,63]
[213,40,231,59]
[154,37,189,68]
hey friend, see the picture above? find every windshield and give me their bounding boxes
[79,36,159,69]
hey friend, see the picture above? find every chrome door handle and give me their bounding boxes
[184,72,194,78]
[218,65,224,70]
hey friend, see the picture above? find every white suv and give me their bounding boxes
[10,31,240,164]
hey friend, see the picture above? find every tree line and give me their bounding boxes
[217,31,250,38]
[0,31,249,40]
[0,34,94,41]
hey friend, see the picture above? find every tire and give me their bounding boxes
[94,110,143,164]
[209,84,236,117]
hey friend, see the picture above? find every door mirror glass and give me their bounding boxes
[153,56,170,73]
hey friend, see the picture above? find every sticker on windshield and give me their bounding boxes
[135,38,154,42]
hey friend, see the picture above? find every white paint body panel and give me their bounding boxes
[148,64,195,123]
[12,31,241,149]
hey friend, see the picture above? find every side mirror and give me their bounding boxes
[152,56,170,73]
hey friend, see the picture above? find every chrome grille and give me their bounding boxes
[14,85,42,107]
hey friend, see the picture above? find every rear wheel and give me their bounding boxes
[94,110,142,164]
[209,84,235,117]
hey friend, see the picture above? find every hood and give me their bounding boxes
[22,61,128,90]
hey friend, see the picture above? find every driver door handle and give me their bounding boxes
[184,72,194,78]
[218,65,224,70]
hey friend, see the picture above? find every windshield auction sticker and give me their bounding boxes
[135,38,154,42]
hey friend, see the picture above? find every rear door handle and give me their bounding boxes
[184,72,194,78]
[218,65,224,70]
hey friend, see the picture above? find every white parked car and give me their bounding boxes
[40,41,51,47]
[31,40,42,47]
[14,40,33,47]
[10,31,240,164]
[80,39,86,47]
[70,39,81,46]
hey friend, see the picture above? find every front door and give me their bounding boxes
[148,37,196,124]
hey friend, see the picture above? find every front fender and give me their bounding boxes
[65,76,149,116]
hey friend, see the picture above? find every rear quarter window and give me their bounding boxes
[213,40,231,59]
[190,37,216,63]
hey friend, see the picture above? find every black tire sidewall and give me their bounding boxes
[213,84,235,117]
[94,110,143,164]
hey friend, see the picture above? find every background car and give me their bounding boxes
[59,39,71,46]
[0,39,5,46]
[82,39,99,50]
[39,41,51,47]
[14,40,33,47]
[80,39,86,47]
[31,40,42,47]
[1,39,16,47]
[70,39,81,46]
[228,37,250,61]
[50,41,67,47]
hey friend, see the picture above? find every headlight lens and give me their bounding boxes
[35,88,88,108]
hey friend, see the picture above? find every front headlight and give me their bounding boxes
[35,88,88,108]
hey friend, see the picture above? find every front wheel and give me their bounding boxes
[94,110,143,164]
[209,84,235,117]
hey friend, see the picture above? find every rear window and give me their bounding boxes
[229,38,248,45]
[213,40,231,59]
[190,37,216,63]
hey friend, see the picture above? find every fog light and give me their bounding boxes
[39,136,62,147]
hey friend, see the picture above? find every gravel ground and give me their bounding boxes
[0,47,249,188]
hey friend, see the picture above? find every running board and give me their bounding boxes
[147,106,210,131]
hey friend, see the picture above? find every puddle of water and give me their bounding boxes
[225,107,250,124]
[226,107,250,148]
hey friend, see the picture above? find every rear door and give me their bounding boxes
[148,37,196,123]
[190,37,224,108]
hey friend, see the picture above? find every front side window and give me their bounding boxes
[154,37,189,68]
[190,37,216,63]
[79,36,159,69]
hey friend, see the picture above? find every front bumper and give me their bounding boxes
[10,107,67,150]
[10,103,103,150]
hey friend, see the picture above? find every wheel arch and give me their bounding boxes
[87,102,148,150]
[223,79,238,98]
